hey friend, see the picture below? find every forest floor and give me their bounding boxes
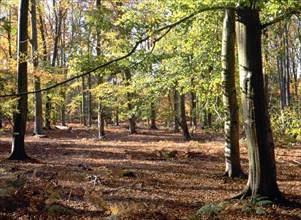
[0,122,301,220]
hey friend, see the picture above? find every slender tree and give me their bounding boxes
[31,0,43,135]
[149,102,158,129]
[9,0,29,160]
[221,9,244,178]
[125,68,137,134]
[96,0,105,138]
[173,87,180,133]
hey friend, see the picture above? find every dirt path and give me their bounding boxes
[1,124,301,219]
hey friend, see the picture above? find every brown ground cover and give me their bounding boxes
[0,123,301,219]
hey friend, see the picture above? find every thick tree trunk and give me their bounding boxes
[221,9,244,178]
[235,7,283,200]
[9,0,29,160]
[150,102,158,129]
[31,0,43,135]
[180,93,191,140]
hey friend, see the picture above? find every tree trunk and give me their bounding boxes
[96,0,105,137]
[150,102,158,129]
[61,101,66,126]
[98,76,105,138]
[38,5,48,61]
[81,76,87,126]
[284,22,290,106]
[9,0,29,160]
[7,9,12,59]
[221,9,244,178]
[0,111,3,128]
[173,88,180,133]
[51,0,63,67]
[45,95,52,129]
[235,6,283,200]
[180,93,191,140]
[125,69,137,134]
[31,0,43,135]
[87,74,92,127]
[190,89,197,132]
[114,108,119,126]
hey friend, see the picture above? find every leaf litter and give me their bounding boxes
[0,123,300,219]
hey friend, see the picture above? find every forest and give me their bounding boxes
[0,0,301,219]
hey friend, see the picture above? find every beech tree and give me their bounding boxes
[30,0,43,136]
[221,9,244,178]
[234,2,283,200]
[9,0,29,160]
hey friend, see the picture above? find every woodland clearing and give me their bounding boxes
[0,123,301,220]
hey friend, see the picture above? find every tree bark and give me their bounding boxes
[125,69,137,134]
[180,93,191,140]
[190,89,197,132]
[9,0,29,160]
[51,0,63,67]
[96,0,105,137]
[81,76,87,126]
[87,74,92,127]
[98,76,105,138]
[150,102,158,129]
[38,5,48,61]
[235,6,283,200]
[173,88,180,133]
[7,9,12,59]
[221,9,244,178]
[284,22,290,106]
[45,96,52,130]
[31,0,43,135]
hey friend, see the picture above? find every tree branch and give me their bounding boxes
[261,9,300,30]
[0,5,234,98]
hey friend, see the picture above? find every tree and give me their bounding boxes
[173,87,180,133]
[31,0,43,135]
[9,0,29,160]
[179,93,191,140]
[221,9,244,178]
[125,68,137,134]
[96,0,105,138]
[234,3,283,200]
[149,102,158,129]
